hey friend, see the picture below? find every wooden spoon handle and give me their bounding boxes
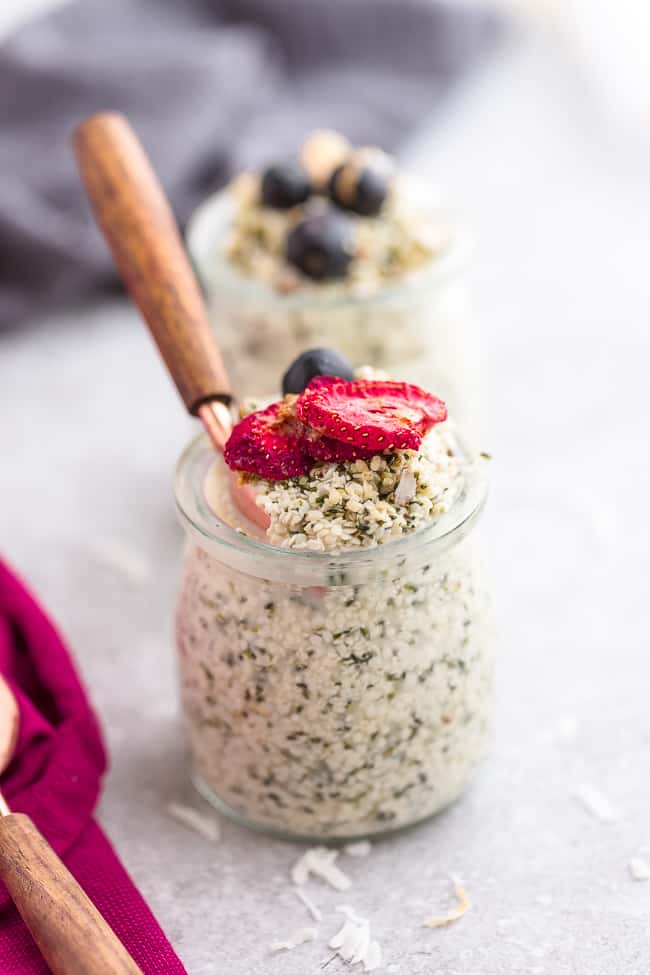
[74,111,231,414]
[0,813,144,975]
[0,676,19,775]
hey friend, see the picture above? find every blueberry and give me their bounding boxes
[282,349,355,395]
[329,151,392,216]
[261,162,311,209]
[354,167,389,216]
[285,212,354,280]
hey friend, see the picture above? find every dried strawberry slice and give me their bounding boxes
[304,434,376,464]
[224,403,311,480]
[296,378,447,452]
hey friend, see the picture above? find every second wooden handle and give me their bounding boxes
[74,111,231,414]
[0,676,19,775]
[0,813,144,975]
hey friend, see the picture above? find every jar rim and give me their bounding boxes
[174,432,488,585]
[186,183,471,312]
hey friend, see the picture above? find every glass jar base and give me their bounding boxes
[191,771,466,845]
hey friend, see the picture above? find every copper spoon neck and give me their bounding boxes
[199,401,271,531]
[198,401,232,453]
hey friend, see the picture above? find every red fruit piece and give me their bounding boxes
[224,403,311,480]
[304,434,376,464]
[296,378,447,452]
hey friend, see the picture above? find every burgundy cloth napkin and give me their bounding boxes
[0,559,187,975]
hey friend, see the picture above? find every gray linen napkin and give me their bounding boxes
[0,0,500,327]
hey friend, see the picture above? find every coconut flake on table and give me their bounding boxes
[88,536,152,587]
[364,941,383,971]
[292,887,323,922]
[166,802,220,842]
[270,926,318,952]
[572,783,622,822]
[344,840,372,858]
[329,906,382,972]
[628,856,650,881]
[291,847,352,892]
[424,876,470,928]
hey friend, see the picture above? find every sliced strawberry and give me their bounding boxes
[225,379,448,481]
[304,434,376,464]
[295,378,447,452]
[224,402,311,480]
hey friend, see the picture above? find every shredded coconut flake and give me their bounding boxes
[364,940,383,971]
[628,857,650,881]
[394,470,418,507]
[573,784,621,823]
[293,886,323,922]
[291,847,352,892]
[270,926,318,952]
[337,905,365,922]
[329,906,382,971]
[344,840,372,858]
[424,876,470,928]
[166,802,220,842]
[89,537,152,587]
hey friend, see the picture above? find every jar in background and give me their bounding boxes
[187,190,480,437]
[174,435,492,841]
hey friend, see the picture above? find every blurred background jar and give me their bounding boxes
[187,169,481,441]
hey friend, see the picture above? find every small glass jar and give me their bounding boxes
[187,191,480,436]
[174,435,492,841]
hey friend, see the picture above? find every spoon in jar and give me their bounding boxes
[0,677,144,974]
[73,112,269,531]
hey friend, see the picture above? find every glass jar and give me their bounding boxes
[187,191,480,438]
[174,434,492,841]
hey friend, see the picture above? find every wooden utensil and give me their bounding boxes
[0,799,145,975]
[73,111,268,530]
[0,685,144,974]
[0,675,18,776]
